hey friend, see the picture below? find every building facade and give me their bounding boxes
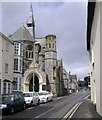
[0,32,14,94]
[69,74,78,93]
[87,2,102,116]
[0,4,71,96]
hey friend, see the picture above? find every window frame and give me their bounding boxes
[13,77,22,91]
[3,82,11,94]
[6,42,9,52]
[5,63,8,74]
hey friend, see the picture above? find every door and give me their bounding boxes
[14,94,21,110]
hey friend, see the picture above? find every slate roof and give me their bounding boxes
[10,25,34,41]
[0,32,13,44]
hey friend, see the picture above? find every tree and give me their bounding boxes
[84,76,90,88]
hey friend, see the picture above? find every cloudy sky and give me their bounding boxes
[1,2,89,80]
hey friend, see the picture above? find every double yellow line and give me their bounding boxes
[62,102,82,120]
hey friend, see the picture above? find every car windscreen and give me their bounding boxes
[0,94,14,102]
[23,93,32,97]
[38,92,49,95]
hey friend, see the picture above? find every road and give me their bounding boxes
[2,90,89,120]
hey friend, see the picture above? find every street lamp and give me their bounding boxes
[33,41,35,92]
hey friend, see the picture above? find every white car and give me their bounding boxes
[23,92,40,106]
[38,92,53,103]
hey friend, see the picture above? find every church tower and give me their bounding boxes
[45,34,57,95]
[26,4,35,38]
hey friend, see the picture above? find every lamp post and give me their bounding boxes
[33,41,35,92]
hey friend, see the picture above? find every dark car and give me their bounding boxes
[0,93,26,115]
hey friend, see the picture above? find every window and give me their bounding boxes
[53,67,56,80]
[8,83,10,93]
[20,59,22,72]
[3,82,11,94]
[3,83,6,93]
[15,94,19,100]
[42,85,46,90]
[53,43,54,48]
[20,44,23,56]
[49,37,51,40]
[13,77,21,91]
[49,44,51,48]
[19,78,21,90]
[5,63,8,74]
[14,58,18,71]
[14,43,19,55]
[13,77,18,90]
[6,42,9,52]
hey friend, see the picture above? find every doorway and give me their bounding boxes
[29,74,39,92]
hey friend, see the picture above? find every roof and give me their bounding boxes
[87,2,96,51]
[10,25,34,41]
[69,75,77,80]
[0,32,13,44]
[26,4,34,24]
[45,34,56,39]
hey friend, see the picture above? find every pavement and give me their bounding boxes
[70,96,102,120]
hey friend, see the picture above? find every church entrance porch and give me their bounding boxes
[23,68,47,93]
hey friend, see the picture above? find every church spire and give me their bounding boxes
[26,4,35,38]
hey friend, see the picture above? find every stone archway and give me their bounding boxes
[29,74,39,92]
[23,68,46,92]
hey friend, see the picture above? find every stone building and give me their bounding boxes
[1,4,69,96]
[0,32,14,94]
[69,74,78,93]
[87,2,102,116]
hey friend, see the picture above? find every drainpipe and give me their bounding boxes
[33,41,35,92]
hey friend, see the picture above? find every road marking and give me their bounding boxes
[34,107,54,118]
[62,102,82,120]
[68,102,82,119]
[84,94,91,100]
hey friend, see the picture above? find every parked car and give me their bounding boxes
[23,92,40,106]
[38,91,53,103]
[0,93,26,114]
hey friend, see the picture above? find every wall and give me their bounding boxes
[2,36,14,93]
[0,35,2,94]
[90,2,101,116]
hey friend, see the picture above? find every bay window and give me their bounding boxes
[3,82,11,94]
[13,77,22,91]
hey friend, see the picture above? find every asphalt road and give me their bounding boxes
[2,90,90,120]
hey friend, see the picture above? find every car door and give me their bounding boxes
[33,93,38,104]
[17,94,24,108]
[14,94,20,110]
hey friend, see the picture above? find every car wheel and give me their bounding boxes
[23,103,26,110]
[46,98,48,102]
[37,99,40,105]
[10,106,15,114]
[30,101,33,106]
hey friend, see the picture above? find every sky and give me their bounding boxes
[0,2,89,80]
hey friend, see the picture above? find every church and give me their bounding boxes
[0,4,70,96]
